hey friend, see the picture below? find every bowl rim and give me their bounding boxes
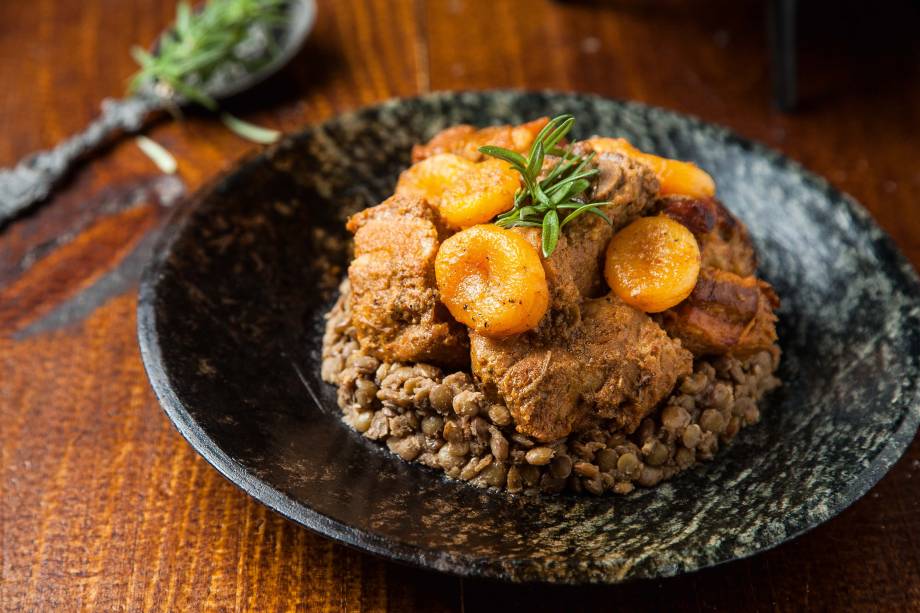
[137,89,920,584]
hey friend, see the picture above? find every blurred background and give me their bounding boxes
[1,0,917,258]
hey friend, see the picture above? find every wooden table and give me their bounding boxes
[3,1,919,610]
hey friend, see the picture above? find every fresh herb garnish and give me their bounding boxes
[479,114,610,257]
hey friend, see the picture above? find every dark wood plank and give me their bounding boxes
[1,0,918,610]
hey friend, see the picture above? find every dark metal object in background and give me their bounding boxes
[768,0,798,111]
[0,0,316,228]
[0,96,165,225]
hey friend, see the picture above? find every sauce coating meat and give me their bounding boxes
[471,293,692,441]
[346,194,469,368]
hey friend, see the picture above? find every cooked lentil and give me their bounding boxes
[322,281,781,496]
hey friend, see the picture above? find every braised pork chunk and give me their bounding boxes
[346,195,469,368]
[471,294,692,442]
[659,268,779,357]
[656,196,779,356]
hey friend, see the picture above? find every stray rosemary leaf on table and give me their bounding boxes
[220,112,281,144]
[479,114,610,257]
[135,136,178,174]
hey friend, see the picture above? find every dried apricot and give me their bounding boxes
[438,159,519,228]
[604,216,701,312]
[396,153,475,204]
[435,225,548,337]
[397,155,518,228]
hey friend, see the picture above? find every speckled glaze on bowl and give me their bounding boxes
[137,91,920,584]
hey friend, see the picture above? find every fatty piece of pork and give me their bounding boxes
[658,268,778,357]
[654,196,779,357]
[471,294,693,442]
[657,195,757,276]
[346,194,469,368]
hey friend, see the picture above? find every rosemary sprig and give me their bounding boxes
[129,0,286,145]
[479,114,610,257]
[129,0,287,110]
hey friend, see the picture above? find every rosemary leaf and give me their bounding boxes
[561,202,609,227]
[220,112,281,144]
[479,145,527,170]
[502,220,544,229]
[130,46,155,68]
[526,140,545,181]
[542,116,575,152]
[176,1,192,35]
[135,136,177,174]
[541,210,560,257]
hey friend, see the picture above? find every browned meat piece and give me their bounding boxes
[655,196,779,356]
[471,294,693,442]
[510,227,590,330]
[561,151,661,297]
[346,195,469,368]
[658,268,779,357]
[591,152,661,212]
[657,195,757,276]
[515,151,660,310]
[411,118,550,163]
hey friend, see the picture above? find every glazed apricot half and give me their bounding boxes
[435,225,549,337]
[396,155,518,228]
[605,216,701,313]
[438,159,519,228]
[586,137,716,199]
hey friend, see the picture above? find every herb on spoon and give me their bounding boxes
[129,0,287,169]
[479,114,610,257]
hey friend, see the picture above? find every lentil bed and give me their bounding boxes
[321,280,781,496]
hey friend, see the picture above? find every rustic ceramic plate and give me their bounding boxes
[137,91,920,584]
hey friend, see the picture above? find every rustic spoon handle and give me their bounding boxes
[0,94,164,226]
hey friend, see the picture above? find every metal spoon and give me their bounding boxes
[0,0,316,225]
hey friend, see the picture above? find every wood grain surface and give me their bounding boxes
[2,0,919,610]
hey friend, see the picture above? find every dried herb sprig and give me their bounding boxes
[479,114,610,257]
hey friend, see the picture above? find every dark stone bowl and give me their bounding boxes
[137,91,920,584]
